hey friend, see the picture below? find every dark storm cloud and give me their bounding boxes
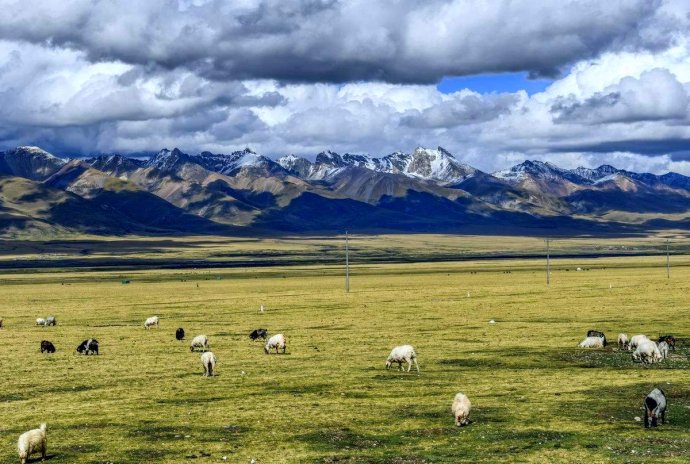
[0,0,678,84]
[551,138,690,158]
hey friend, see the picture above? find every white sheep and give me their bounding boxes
[190,335,209,352]
[144,316,160,329]
[386,345,419,373]
[264,334,287,354]
[201,351,217,376]
[658,341,669,360]
[17,423,46,464]
[451,393,472,426]
[35,318,47,326]
[629,334,650,351]
[633,340,662,364]
[579,336,604,348]
[617,333,629,350]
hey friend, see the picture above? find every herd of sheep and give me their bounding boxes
[579,329,676,364]
[578,329,674,430]
[9,310,473,463]
[6,311,679,462]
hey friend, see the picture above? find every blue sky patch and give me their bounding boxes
[437,72,552,95]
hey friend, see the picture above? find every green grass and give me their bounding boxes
[1,252,690,463]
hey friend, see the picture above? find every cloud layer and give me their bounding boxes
[0,0,690,174]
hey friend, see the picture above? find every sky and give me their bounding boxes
[1,0,690,174]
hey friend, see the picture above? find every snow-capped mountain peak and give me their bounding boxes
[286,146,477,184]
[0,146,67,180]
[571,165,619,182]
[401,146,476,183]
[278,154,312,178]
[15,146,65,162]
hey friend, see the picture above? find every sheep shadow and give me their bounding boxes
[156,396,225,406]
[297,427,404,452]
[575,382,690,426]
[26,455,57,463]
[262,383,331,396]
[555,348,689,370]
[371,373,422,381]
[0,392,25,402]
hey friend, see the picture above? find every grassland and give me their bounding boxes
[1,246,690,463]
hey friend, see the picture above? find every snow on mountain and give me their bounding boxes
[0,146,67,180]
[146,148,190,171]
[494,160,567,182]
[570,165,619,183]
[15,146,65,161]
[145,147,283,176]
[279,146,476,184]
[496,160,690,193]
[399,147,476,183]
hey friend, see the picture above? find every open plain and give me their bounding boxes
[1,237,690,463]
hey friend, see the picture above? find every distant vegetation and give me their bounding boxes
[0,234,688,271]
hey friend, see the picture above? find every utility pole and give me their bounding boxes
[345,231,350,292]
[546,238,551,287]
[666,239,670,279]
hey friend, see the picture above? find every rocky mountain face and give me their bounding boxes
[2,144,690,236]
[279,147,477,184]
[0,146,66,180]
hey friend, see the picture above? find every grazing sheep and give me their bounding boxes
[17,423,46,464]
[175,328,185,341]
[658,335,676,351]
[386,345,419,373]
[40,340,55,353]
[264,334,287,354]
[201,351,217,376]
[618,333,629,350]
[144,316,159,329]
[76,339,99,355]
[629,334,649,351]
[579,336,604,349]
[658,341,670,360]
[190,335,209,352]
[249,328,268,341]
[35,318,47,326]
[451,393,472,426]
[644,388,667,428]
[632,340,662,364]
[45,316,56,326]
[586,330,607,346]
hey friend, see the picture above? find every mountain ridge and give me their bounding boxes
[2,144,690,236]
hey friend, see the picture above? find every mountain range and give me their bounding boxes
[1,145,690,237]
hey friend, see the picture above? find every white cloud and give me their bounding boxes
[0,1,690,177]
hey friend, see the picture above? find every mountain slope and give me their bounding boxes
[0,146,66,180]
[3,144,690,236]
[44,161,234,234]
[90,148,313,226]
[0,175,136,236]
